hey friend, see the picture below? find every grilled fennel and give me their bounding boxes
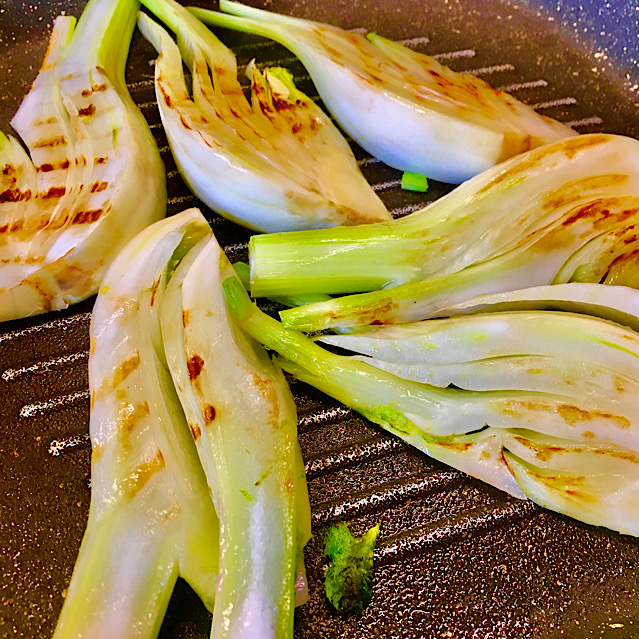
[0,0,165,322]
[247,134,639,330]
[225,277,639,537]
[137,0,389,232]
[194,0,574,183]
[53,210,218,639]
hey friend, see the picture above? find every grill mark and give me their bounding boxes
[187,355,205,380]
[119,401,151,434]
[189,422,202,440]
[121,450,165,499]
[54,263,95,293]
[543,175,629,210]
[503,400,631,430]
[33,136,66,148]
[0,255,45,265]
[42,186,66,199]
[72,209,103,224]
[90,181,109,193]
[113,352,141,388]
[78,104,96,117]
[203,404,216,424]
[0,188,31,203]
[513,435,639,464]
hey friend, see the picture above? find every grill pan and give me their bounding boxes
[1,1,639,637]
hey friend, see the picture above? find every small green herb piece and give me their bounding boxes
[324,522,380,615]
[401,172,429,192]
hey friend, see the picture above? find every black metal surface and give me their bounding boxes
[1,1,639,638]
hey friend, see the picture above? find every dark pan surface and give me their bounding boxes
[1,1,639,638]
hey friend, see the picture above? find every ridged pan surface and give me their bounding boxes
[1,1,638,638]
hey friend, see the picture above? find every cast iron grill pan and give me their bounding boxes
[1,1,639,637]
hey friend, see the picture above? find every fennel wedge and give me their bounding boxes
[224,276,639,536]
[0,0,166,323]
[194,0,574,183]
[137,0,389,232]
[57,208,311,638]
[53,210,218,639]
[246,134,639,329]
[160,234,311,638]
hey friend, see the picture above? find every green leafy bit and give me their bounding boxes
[193,0,573,183]
[324,522,380,614]
[0,0,165,322]
[246,134,639,329]
[137,0,389,232]
[223,276,639,536]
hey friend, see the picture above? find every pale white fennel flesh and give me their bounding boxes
[0,0,166,322]
[224,276,639,536]
[53,210,218,639]
[160,232,311,638]
[137,0,389,233]
[193,0,575,183]
[433,282,639,330]
[246,134,639,330]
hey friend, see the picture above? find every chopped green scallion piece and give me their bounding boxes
[401,172,429,192]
